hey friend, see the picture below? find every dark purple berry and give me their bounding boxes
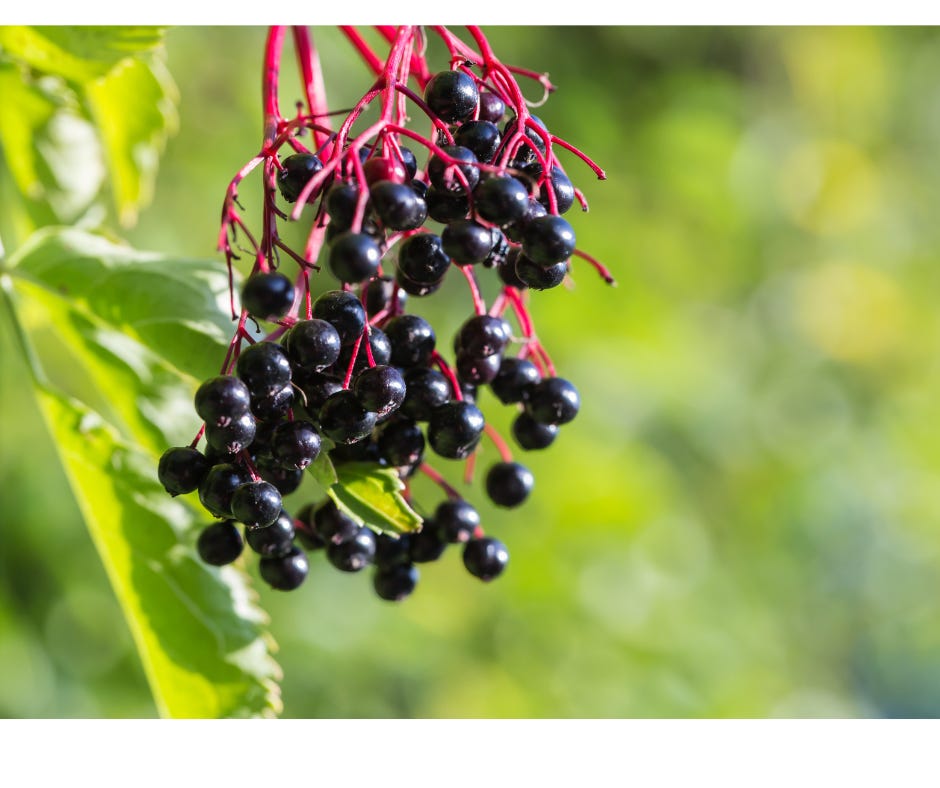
[428,145,480,195]
[375,533,413,568]
[456,351,501,385]
[485,461,534,508]
[364,276,408,317]
[454,120,502,163]
[442,219,497,265]
[397,233,451,285]
[478,91,506,123]
[401,367,451,421]
[236,341,292,399]
[427,400,485,460]
[250,384,293,422]
[327,526,377,572]
[197,520,244,566]
[199,463,252,518]
[512,411,558,450]
[260,546,309,590]
[515,255,568,290]
[195,376,251,427]
[426,187,469,223]
[384,314,436,368]
[205,411,257,456]
[328,231,382,284]
[158,447,210,496]
[246,509,295,557]
[463,537,509,581]
[272,420,321,470]
[231,480,282,528]
[370,180,426,230]
[435,499,480,544]
[312,290,367,346]
[277,153,324,203]
[457,315,513,358]
[474,175,530,226]
[490,357,541,404]
[409,518,448,563]
[241,271,295,320]
[373,563,419,601]
[319,389,377,444]
[522,215,577,266]
[376,419,425,467]
[352,364,406,418]
[325,181,360,230]
[286,319,341,371]
[313,498,360,545]
[255,459,305,496]
[424,70,479,123]
[526,377,580,426]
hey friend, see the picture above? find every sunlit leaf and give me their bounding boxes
[329,463,423,536]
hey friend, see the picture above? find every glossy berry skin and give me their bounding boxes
[328,231,382,284]
[456,351,501,386]
[195,376,252,427]
[327,526,377,572]
[427,146,480,195]
[158,447,210,496]
[522,215,577,266]
[353,365,406,418]
[286,319,341,371]
[375,533,413,568]
[463,537,509,582]
[490,357,541,404]
[198,463,252,518]
[424,70,479,123]
[277,153,324,203]
[526,377,580,426]
[435,499,480,544]
[478,91,506,123]
[363,156,407,185]
[474,175,530,226]
[260,546,309,591]
[236,341,292,399]
[457,315,512,358]
[231,480,282,528]
[335,327,392,376]
[370,180,425,230]
[400,367,451,421]
[376,419,425,467]
[384,315,436,368]
[312,290,367,346]
[246,509,296,557]
[250,385,293,422]
[397,233,451,285]
[426,187,469,223]
[197,520,244,566]
[515,255,568,290]
[313,499,360,545]
[373,564,419,601]
[454,120,502,163]
[512,411,559,451]
[503,114,548,164]
[396,269,444,298]
[485,462,534,508]
[409,518,448,563]
[272,420,321,470]
[427,400,485,460]
[504,198,548,243]
[319,389,377,444]
[298,373,344,415]
[205,411,256,456]
[255,459,304,496]
[496,249,528,289]
[325,182,360,230]
[537,166,576,215]
[364,276,408,316]
[441,219,497,265]
[241,272,295,320]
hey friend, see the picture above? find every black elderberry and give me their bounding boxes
[424,70,479,123]
[503,198,547,243]
[441,219,497,265]
[197,520,244,566]
[236,341,292,399]
[511,411,558,450]
[312,498,360,545]
[370,180,426,230]
[353,365,406,418]
[400,367,451,421]
[435,499,480,544]
[395,269,445,297]
[204,411,257,456]
[457,315,513,358]
[254,458,305,496]
[195,376,252,427]
[327,526,377,572]
[364,276,408,316]
[285,319,341,371]
[312,290,367,346]
[478,91,506,124]
[525,377,580,426]
[158,446,211,496]
[463,537,509,581]
[454,120,502,164]
[536,166,576,215]
[483,230,511,269]
[425,187,469,223]
[515,255,568,290]
[397,233,451,285]
[328,231,382,284]
[398,146,418,180]
[409,518,448,563]
[293,504,326,551]
[250,384,294,422]
[319,389,377,444]
[456,352,501,386]
[271,420,321,470]
[485,461,534,508]
[384,314,436,368]
[260,546,309,591]
[325,181,360,230]
[199,463,252,518]
[427,400,485,460]
[373,564,419,601]
[427,145,480,195]
[375,533,413,568]
[376,419,425,467]
[490,357,541,404]
[246,509,296,557]
[241,271,295,320]
[522,215,577,266]
[503,114,548,165]
[298,373,344,415]
[277,153,324,203]
[334,327,392,377]
[474,175,529,226]
[231,480,283,528]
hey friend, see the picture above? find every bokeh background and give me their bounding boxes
[3,26,940,717]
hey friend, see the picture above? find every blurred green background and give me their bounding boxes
[4,26,940,717]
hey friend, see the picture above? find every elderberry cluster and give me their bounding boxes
[159,56,603,603]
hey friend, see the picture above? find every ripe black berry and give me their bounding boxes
[312,290,367,346]
[454,120,502,163]
[503,198,547,244]
[478,90,506,123]
[396,268,444,297]
[427,145,480,194]
[246,509,296,557]
[298,373,344,415]
[435,499,480,543]
[319,389,377,444]
[463,537,509,581]
[364,276,408,316]
[236,341,292,399]
[490,357,541,404]
[526,377,580,425]
[397,233,451,285]
[313,498,360,545]
[271,420,321,470]
[457,315,512,358]
[197,520,244,566]
[277,153,324,203]
[376,419,425,467]
[456,351,501,385]
[260,546,309,591]
[511,411,558,450]
[409,518,448,563]
[522,215,577,266]
[158,446,211,496]
[373,563,419,601]
[474,175,530,225]
[536,166,576,214]
[515,255,568,290]
[400,367,451,421]
[375,533,413,568]
[199,463,252,518]
[204,411,257,456]
[384,314,436,368]
[485,461,534,508]
[327,526,377,572]
[427,400,485,460]
[325,181,360,230]
[370,180,426,230]
[352,364,406,418]
[250,385,293,422]
[231,480,283,528]
[328,231,382,284]
[441,219,497,265]
[426,187,469,223]
[503,114,548,164]
[195,376,251,427]
[241,271,295,320]
[255,459,305,496]
[424,70,479,123]
[285,319,341,371]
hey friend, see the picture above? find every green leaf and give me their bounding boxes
[329,463,423,536]
[0,26,167,84]
[1,228,280,718]
[306,437,339,489]
[83,55,179,227]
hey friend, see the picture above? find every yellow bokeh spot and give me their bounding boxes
[795,261,907,364]
[777,141,879,235]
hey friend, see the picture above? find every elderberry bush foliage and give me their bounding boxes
[159,25,612,603]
